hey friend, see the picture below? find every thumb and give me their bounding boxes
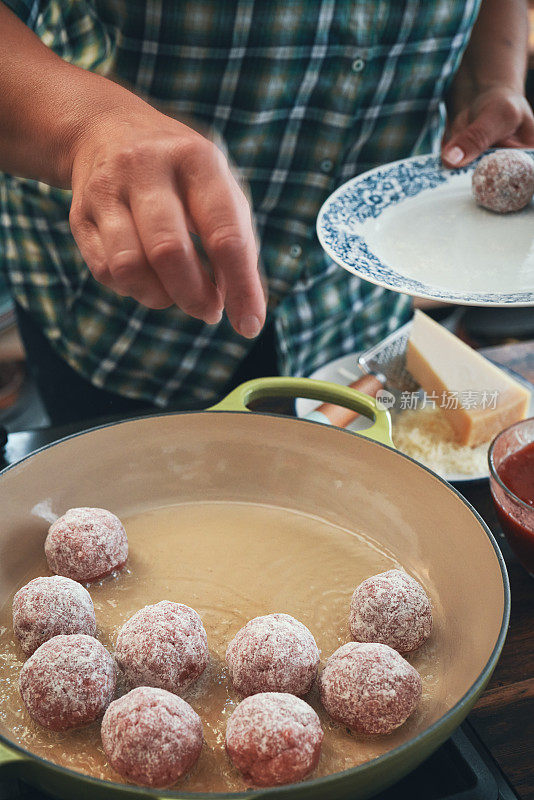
[442,105,511,168]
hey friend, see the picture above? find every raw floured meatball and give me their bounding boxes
[115,601,208,694]
[225,692,323,786]
[320,642,422,735]
[101,686,203,787]
[19,634,117,730]
[349,569,432,653]
[13,575,96,655]
[472,149,534,213]
[45,507,128,582]
[226,613,320,696]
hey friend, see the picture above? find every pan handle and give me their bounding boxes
[0,740,27,775]
[209,377,394,448]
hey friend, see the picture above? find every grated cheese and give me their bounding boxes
[392,405,489,477]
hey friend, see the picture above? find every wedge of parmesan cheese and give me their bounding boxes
[406,310,530,447]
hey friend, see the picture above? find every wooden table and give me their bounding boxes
[461,342,534,800]
[462,482,533,800]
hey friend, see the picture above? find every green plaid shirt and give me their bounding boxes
[0,0,480,406]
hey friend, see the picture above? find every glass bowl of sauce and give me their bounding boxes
[489,417,534,576]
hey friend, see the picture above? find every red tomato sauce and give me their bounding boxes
[494,441,534,574]
[498,441,534,507]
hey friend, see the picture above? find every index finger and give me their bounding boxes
[179,143,266,339]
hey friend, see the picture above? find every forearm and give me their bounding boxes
[455,0,528,97]
[0,2,153,187]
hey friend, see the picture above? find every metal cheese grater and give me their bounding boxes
[358,320,419,393]
[310,320,421,427]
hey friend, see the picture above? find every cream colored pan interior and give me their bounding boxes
[0,411,507,796]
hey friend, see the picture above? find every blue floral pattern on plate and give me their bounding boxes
[317,153,534,306]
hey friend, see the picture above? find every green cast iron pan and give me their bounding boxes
[0,377,510,799]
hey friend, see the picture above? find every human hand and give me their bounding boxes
[68,107,265,338]
[441,85,534,168]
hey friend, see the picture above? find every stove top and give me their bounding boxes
[0,424,521,800]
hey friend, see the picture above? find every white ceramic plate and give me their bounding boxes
[317,151,534,306]
[295,352,534,483]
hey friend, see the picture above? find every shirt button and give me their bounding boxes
[290,244,302,258]
[351,57,365,73]
[320,158,333,173]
